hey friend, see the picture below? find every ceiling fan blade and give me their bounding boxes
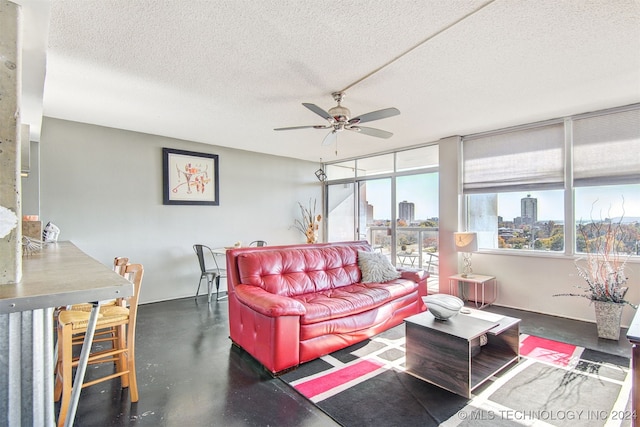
[303,103,334,121]
[348,126,393,139]
[322,130,337,146]
[348,107,400,125]
[274,125,330,131]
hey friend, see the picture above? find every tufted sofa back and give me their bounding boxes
[227,241,372,297]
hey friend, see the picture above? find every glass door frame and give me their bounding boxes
[326,168,439,267]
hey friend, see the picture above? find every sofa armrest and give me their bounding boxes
[397,268,429,283]
[235,284,306,317]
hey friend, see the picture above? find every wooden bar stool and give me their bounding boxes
[53,257,130,369]
[54,263,144,427]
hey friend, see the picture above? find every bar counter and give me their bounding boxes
[0,241,133,426]
[0,241,132,314]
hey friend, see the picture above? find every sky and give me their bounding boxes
[365,173,439,220]
[366,178,639,222]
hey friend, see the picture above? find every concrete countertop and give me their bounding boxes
[0,241,133,314]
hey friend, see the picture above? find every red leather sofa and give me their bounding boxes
[226,241,428,374]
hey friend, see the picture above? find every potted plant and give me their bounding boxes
[555,216,636,340]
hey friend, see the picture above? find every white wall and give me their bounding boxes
[437,136,460,290]
[471,252,639,328]
[38,118,322,303]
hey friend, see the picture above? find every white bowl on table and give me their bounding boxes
[422,294,465,320]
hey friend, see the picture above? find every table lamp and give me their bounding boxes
[454,232,478,278]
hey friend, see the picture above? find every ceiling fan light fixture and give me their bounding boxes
[274,91,399,149]
[328,105,350,122]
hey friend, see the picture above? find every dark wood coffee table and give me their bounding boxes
[404,310,520,398]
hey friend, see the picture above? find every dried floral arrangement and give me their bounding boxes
[555,206,635,308]
[293,198,322,243]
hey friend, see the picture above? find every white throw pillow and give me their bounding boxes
[358,251,401,283]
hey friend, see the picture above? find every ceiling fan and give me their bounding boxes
[274,92,400,146]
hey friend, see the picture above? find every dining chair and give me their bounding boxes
[249,240,267,247]
[54,263,144,427]
[193,244,226,302]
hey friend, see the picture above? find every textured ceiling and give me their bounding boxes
[17,0,640,162]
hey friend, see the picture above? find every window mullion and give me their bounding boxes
[564,117,574,257]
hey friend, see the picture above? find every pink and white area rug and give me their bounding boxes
[280,325,633,427]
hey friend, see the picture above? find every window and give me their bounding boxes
[463,123,564,194]
[326,161,356,180]
[573,109,640,187]
[464,122,565,252]
[396,146,438,172]
[468,190,565,251]
[324,145,440,272]
[572,109,640,255]
[396,173,439,257]
[356,154,394,177]
[574,185,640,255]
[463,105,640,255]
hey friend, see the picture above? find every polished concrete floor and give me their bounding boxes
[63,297,632,426]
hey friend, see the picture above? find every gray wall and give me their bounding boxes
[38,118,322,303]
[21,140,40,217]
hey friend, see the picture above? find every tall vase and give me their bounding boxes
[593,300,624,340]
[305,226,317,244]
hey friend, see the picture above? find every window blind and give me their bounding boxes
[462,123,565,194]
[573,108,640,187]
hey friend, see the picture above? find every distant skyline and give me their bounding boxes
[365,173,439,220]
[499,185,640,222]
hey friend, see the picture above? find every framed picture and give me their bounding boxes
[162,148,219,205]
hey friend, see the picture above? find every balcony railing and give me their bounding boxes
[368,225,439,292]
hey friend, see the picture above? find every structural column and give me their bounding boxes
[0,0,22,285]
[0,3,48,427]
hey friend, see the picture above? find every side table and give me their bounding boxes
[449,273,497,309]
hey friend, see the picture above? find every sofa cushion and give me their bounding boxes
[293,278,418,324]
[236,246,362,297]
[299,291,420,342]
[358,250,401,283]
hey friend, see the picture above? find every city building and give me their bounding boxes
[398,200,415,222]
[521,194,538,225]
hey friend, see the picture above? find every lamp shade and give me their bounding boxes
[454,232,478,252]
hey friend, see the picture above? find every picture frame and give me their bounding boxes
[162,148,219,205]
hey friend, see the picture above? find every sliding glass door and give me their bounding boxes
[327,182,355,242]
[325,145,439,275]
[358,178,392,258]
